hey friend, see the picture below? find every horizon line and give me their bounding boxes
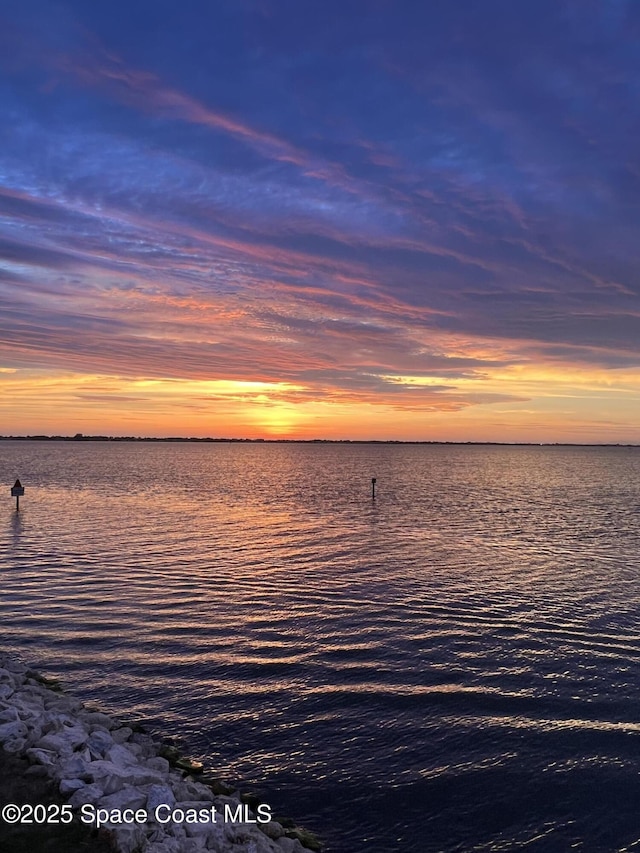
[1,435,639,447]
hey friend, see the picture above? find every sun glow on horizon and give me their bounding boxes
[0,363,638,443]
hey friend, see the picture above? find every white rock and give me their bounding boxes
[95,772,127,796]
[14,685,46,703]
[0,655,321,853]
[205,826,230,851]
[182,838,208,851]
[86,759,164,793]
[2,736,27,753]
[24,723,44,747]
[185,821,217,840]
[69,782,105,808]
[59,778,86,795]
[172,781,195,802]
[0,706,19,723]
[44,695,82,713]
[0,719,28,741]
[145,840,183,853]
[97,784,148,812]
[146,783,177,813]
[131,733,157,758]
[35,724,88,754]
[12,696,45,719]
[178,780,215,803]
[25,747,56,766]
[86,728,114,757]
[57,754,91,780]
[81,711,115,730]
[39,710,78,733]
[105,743,139,766]
[168,823,187,841]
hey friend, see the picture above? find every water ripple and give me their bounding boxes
[2,442,640,852]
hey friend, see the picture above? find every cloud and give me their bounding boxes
[1,0,640,437]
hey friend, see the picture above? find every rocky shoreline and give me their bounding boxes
[0,654,322,853]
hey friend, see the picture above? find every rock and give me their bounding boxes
[112,725,134,744]
[35,724,88,754]
[25,764,50,777]
[259,835,282,853]
[180,839,208,852]
[0,654,322,853]
[175,757,204,774]
[13,700,44,721]
[27,672,63,692]
[57,753,91,780]
[205,830,228,852]
[110,823,148,853]
[60,778,86,795]
[13,686,46,707]
[220,825,276,852]
[2,736,27,753]
[3,658,27,675]
[25,747,57,766]
[146,783,177,813]
[184,818,217,840]
[145,840,183,853]
[0,706,20,723]
[69,782,105,808]
[0,719,28,741]
[97,785,148,812]
[169,823,187,842]
[87,728,115,757]
[200,776,235,796]
[85,758,165,793]
[81,711,115,730]
[131,733,157,759]
[39,710,79,733]
[159,745,181,763]
[261,821,285,840]
[45,695,82,713]
[181,779,215,802]
[146,756,171,774]
[105,743,139,766]
[127,741,143,758]
[285,827,323,852]
[277,839,300,853]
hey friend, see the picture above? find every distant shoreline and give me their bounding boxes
[0,435,638,447]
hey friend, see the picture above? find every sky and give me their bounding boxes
[1,0,639,442]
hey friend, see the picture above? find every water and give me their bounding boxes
[1,441,640,852]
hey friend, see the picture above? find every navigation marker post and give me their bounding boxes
[371,477,376,500]
[11,479,24,512]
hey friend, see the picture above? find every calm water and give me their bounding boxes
[2,441,640,852]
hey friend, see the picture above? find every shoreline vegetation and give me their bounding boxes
[0,654,322,853]
[1,435,638,446]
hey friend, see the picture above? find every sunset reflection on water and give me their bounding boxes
[2,442,640,851]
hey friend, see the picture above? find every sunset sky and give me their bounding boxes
[1,0,639,442]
